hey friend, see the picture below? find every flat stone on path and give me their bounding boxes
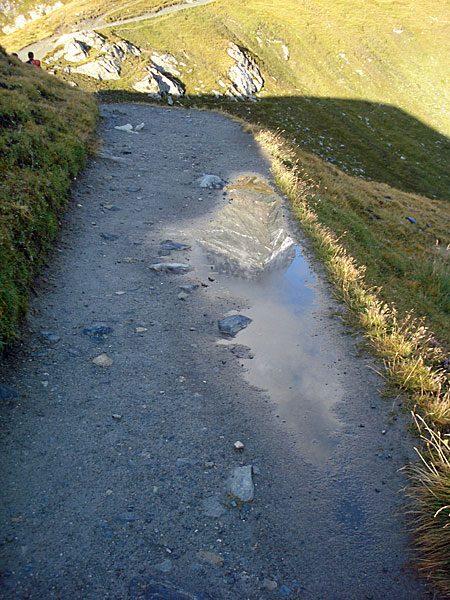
[92,353,114,367]
[218,314,252,336]
[226,465,254,502]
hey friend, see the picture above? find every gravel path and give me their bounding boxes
[0,105,431,599]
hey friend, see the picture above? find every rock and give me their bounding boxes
[129,579,213,600]
[198,551,224,567]
[179,284,200,293]
[114,123,134,132]
[112,414,123,420]
[407,216,417,224]
[134,122,145,131]
[127,186,141,192]
[116,512,140,521]
[234,441,245,451]
[83,322,113,338]
[159,240,191,255]
[227,465,254,502]
[151,52,180,76]
[149,263,192,274]
[92,353,114,367]
[134,66,184,97]
[279,585,292,597]
[155,559,172,573]
[135,327,148,333]
[39,331,60,343]
[0,385,19,400]
[178,292,188,301]
[218,315,252,337]
[197,174,224,189]
[66,55,121,80]
[262,579,278,591]
[100,232,120,241]
[64,39,90,62]
[227,43,264,98]
[202,496,226,518]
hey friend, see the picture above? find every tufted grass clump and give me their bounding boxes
[0,48,98,349]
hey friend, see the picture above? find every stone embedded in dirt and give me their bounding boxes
[198,551,224,567]
[262,579,278,591]
[227,465,254,502]
[39,331,61,344]
[176,457,198,468]
[135,327,148,333]
[197,174,224,189]
[83,322,113,339]
[407,216,417,224]
[127,186,141,192]
[100,232,120,241]
[218,315,252,337]
[178,292,188,301]
[179,284,200,293]
[234,440,245,451]
[159,240,191,255]
[202,496,226,518]
[155,559,172,573]
[112,414,122,420]
[92,353,114,367]
[128,579,213,600]
[0,385,19,400]
[116,512,140,522]
[149,263,193,274]
[279,584,292,597]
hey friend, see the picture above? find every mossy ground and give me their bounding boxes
[0,48,98,349]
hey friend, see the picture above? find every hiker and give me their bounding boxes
[26,51,41,68]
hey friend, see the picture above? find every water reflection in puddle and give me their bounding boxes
[196,244,343,466]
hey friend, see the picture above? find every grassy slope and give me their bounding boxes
[0,48,98,348]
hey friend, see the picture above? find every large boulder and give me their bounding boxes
[134,66,184,97]
[65,55,121,80]
[227,42,264,99]
[151,52,180,76]
[64,39,90,62]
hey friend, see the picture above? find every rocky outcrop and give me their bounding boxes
[63,40,90,62]
[2,2,62,34]
[133,65,184,97]
[227,42,264,99]
[65,55,122,80]
[47,31,141,64]
[151,52,181,76]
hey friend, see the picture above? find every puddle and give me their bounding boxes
[194,176,344,465]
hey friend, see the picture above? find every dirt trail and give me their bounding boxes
[0,105,430,599]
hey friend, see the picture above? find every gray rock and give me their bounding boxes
[227,465,254,502]
[127,186,141,192]
[66,55,121,80]
[176,458,198,467]
[197,174,224,189]
[116,512,141,521]
[151,52,180,76]
[407,216,417,224]
[227,43,264,98]
[155,559,172,573]
[159,240,191,255]
[279,584,292,597]
[83,322,113,338]
[134,66,184,97]
[100,232,120,241]
[218,315,252,337]
[39,332,61,343]
[202,496,226,518]
[0,385,19,400]
[64,39,90,62]
[149,263,192,274]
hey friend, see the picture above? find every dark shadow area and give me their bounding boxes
[96,89,450,201]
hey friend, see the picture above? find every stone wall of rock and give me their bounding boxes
[227,42,264,99]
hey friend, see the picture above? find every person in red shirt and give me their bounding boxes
[26,51,41,68]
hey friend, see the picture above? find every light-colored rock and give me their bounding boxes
[227,42,264,98]
[114,123,134,132]
[66,55,121,80]
[2,2,62,34]
[234,440,245,451]
[202,496,226,518]
[64,40,90,62]
[198,551,224,567]
[134,66,184,97]
[135,327,148,333]
[197,174,224,189]
[227,465,254,502]
[92,353,114,367]
[151,51,180,76]
[149,263,192,273]
[282,44,290,60]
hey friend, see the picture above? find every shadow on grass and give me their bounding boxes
[96,90,450,202]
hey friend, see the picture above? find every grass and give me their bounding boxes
[0,47,98,349]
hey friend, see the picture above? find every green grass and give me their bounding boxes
[0,47,98,349]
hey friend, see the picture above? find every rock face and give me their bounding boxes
[197,175,295,278]
[227,42,264,99]
[134,66,184,97]
[151,52,181,76]
[49,30,140,80]
[65,55,122,80]
[2,2,62,34]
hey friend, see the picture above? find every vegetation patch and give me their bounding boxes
[0,47,98,349]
